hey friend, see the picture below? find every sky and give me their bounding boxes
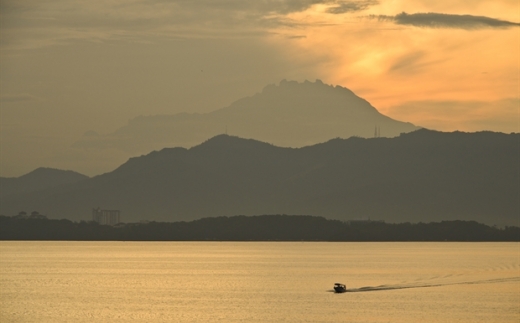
[1,0,519,177]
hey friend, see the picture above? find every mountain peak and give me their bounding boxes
[72,80,420,156]
[0,167,88,200]
[191,134,276,153]
[19,167,88,181]
[261,79,350,95]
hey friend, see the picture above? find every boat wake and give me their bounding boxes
[335,276,520,293]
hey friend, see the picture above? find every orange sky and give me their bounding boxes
[0,0,519,176]
[268,0,519,132]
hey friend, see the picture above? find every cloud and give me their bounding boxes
[387,51,449,75]
[371,12,520,29]
[286,35,307,39]
[167,1,378,15]
[326,1,379,14]
[388,51,426,73]
[0,93,40,103]
[386,98,520,132]
[0,0,379,51]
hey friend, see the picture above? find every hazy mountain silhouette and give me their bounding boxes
[0,168,89,200]
[73,80,419,153]
[2,130,518,226]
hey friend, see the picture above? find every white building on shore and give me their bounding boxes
[92,208,120,225]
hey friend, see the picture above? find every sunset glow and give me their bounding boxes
[0,0,519,176]
[268,1,519,131]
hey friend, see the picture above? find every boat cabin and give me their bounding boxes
[334,283,347,293]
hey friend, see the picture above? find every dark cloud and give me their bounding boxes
[286,35,307,39]
[170,0,377,15]
[0,0,380,50]
[372,12,520,29]
[326,0,378,14]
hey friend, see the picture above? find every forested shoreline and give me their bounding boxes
[1,215,518,241]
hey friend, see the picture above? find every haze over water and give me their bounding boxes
[1,242,518,322]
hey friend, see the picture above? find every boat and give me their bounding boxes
[334,283,347,293]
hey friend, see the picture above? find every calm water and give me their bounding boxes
[0,242,518,323]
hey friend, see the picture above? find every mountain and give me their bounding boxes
[72,79,419,154]
[2,130,518,226]
[0,168,89,200]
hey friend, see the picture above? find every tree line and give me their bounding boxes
[1,214,518,241]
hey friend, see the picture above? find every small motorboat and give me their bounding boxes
[334,283,347,293]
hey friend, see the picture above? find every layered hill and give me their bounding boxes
[73,79,419,154]
[1,130,518,226]
[0,168,88,201]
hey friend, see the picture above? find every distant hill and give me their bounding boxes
[0,168,89,200]
[1,130,518,226]
[72,79,419,154]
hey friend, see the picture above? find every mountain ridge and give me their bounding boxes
[73,80,419,153]
[2,129,518,226]
[0,168,89,201]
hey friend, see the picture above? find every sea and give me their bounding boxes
[0,242,518,323]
